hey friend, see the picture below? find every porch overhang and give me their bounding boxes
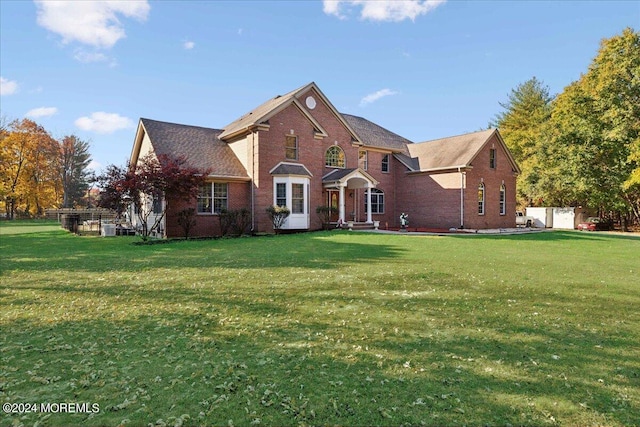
[322,168,379,189]
[322,168,378,224]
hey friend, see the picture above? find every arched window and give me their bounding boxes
[478,183,485,215]
[365,188,384,214]
[499,184,506,215]
[325,146,345,168]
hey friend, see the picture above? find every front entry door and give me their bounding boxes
[328,191,339,222]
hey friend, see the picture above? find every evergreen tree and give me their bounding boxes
[492,77,554,206]
[60,135,92,208]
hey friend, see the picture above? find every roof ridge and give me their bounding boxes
[141,117,224,133]
[416,128,495,145]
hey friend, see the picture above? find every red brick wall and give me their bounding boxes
[165,180,250,238]
[394,133,518,230]
[394,168,463,229]
[253,88,379,232]
[464,134,517,229]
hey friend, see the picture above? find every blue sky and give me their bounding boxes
[1,0,638,172]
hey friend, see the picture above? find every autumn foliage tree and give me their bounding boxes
[0,118,94,218]
[1,119,60,218]
[548,28,639,226]
[97,153,208,240]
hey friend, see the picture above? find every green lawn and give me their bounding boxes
[1,221,638,426]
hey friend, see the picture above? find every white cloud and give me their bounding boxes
[183,40,195,50]
[1,76,19,95]
[25,107,58,118]
[75,112,134,134]
[35,0,150,49]
[360,88,399,106]
[323,0,343,18]
[323,0,445,22]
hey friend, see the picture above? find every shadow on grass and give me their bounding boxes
[0,231,402,274]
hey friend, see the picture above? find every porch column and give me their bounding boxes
[339,184,346,223]
[366,185,373,223]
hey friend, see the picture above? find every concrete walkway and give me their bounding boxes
[352,227,548,236]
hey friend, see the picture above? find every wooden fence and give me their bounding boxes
[45,208,117,223]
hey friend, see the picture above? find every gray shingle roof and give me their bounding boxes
[405,128,497,172]
[270,163,312,176]
[140,118,249,179]
[341,114,412,154]
[322,168,358,182]
[219,84,309,140]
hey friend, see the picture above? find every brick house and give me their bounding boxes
[129,82,520,237]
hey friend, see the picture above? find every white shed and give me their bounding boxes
[552,207,576,229]
[526,207,554,228]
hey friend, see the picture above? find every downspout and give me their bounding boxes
[459,167,465,229]
[251,132,256,232]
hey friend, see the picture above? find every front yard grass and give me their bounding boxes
[1,221,638,426]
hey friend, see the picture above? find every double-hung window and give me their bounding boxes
[276,183,287,207]
[292,184,304,214]
[365,188,385,214]
[489,149,497,169]
[499,184,506,215]
[358,150,368,170]
[198,183,228,214]
[381,154,390,173]
[285,135,298,160]
[478,183,485,215]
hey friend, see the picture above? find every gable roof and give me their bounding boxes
[401,128,520,173]
[218,82,361,143]
[322,167,379,186]
[135,118,249,179]
[218,84,306,140]
[341,114,412,154]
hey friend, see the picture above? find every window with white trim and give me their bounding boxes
[499,184,506,215]
[358,150,367,170]
[478,183,485,215]
[292,183,304,214]
[198,183,228,214]
[276,183,286,207]
[381,154,390,173]
[325,146,345,168]
[365,188,385,214]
